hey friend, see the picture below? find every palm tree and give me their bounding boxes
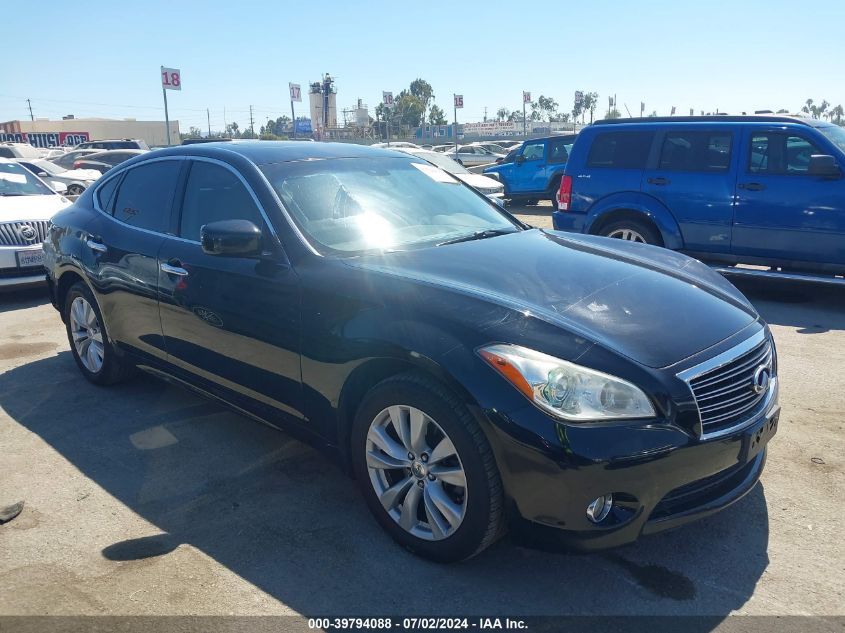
[802,98,814,116]
[831,104,844,125]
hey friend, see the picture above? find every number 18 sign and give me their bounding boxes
[161,67,181,91]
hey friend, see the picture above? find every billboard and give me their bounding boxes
[294,119,312,134]
[0,131,90,147]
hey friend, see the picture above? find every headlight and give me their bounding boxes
[478,344,656,421]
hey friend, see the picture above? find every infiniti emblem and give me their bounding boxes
[752,365,771,395]
[17,225,38,242]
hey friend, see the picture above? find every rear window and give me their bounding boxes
[587,132,653,169]
[659,131,732,172]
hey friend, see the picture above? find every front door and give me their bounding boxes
[733,129,845,265]
[511,140,547,194]
[83,158,184,362]
[641,129,737,253]
[157,158,304,423]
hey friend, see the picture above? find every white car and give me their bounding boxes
[395,148,505,201]
[13,158,100,196]
[370,141,420,149]
[0,142,42,159]
[0,159,71,290]
[443,144,505,167]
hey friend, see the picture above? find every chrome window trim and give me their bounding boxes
[676,329,775,440]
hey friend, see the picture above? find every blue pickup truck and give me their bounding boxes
[552,116,845,282]
[483,134,577,205]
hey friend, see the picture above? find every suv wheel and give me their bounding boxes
[600,219,662,245]
[64,282,135,385]
[352,372,504,562]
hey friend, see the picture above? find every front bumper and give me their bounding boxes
[0,245,47,290]
[485,387,779,551]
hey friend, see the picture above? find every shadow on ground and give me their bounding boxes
[0,286,50,315]
[0,351,770,619]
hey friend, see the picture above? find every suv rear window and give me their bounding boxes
[587,132,653,169]
[659,131,732,172]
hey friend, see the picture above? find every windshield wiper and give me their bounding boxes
[0,192,30,197]
[436,228,517,247]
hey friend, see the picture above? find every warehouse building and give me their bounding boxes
[0,117,180,148]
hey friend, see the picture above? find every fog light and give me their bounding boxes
[586,494,613,523]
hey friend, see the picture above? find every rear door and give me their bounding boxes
[83,158,185,362]
[511,139,547,193]
[733,128,845,265]
[157,157,304,423]
[641,128,737,253]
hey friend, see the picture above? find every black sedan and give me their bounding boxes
[43,142,779,562]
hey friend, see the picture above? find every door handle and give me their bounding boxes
[647,177,670,186]
[85,237,107,253]
[738,182,766,191]
[160,260,189,276]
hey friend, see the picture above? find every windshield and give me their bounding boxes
[408,150,469,174]
[260,157,518,255]
[30,160,65,175]
[0,162,54,196]
[818,126,845,153]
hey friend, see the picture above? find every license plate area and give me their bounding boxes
[15,248,44,268]
[743,408,779,462]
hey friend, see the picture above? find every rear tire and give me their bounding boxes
[548,176,562,207]
[351,372,505,562]
[63,282,135,385]
[599,218,662,246]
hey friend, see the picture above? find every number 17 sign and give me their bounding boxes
[161,67,181,91]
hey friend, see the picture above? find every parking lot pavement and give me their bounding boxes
[0,259,842,619]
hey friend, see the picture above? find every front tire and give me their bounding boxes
[66,184,85,196]
[64,282,135,385]
[352,372,504,562]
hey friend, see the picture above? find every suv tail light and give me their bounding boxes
[557,175,572,211]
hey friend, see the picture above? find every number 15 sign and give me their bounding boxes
[161,67,182,91]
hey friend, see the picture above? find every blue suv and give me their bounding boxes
[553,116,845,280]
[483,134,576,204]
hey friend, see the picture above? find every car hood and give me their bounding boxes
[0,193,71,222]
[456,173,503,190]
[344,229,758,368]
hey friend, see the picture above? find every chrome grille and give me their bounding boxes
[0,220,50,246]
[681,333,773,437]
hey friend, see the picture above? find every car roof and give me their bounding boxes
[592,115,825,128]
[143,141,406,165]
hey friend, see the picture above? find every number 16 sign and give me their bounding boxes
[161,67,182,91]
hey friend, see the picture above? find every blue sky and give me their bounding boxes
[3,0,844,132]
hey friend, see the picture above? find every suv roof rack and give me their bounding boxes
[593,115,813,126]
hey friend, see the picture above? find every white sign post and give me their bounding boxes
[522,91,531,136]
[160,66,181,146]
[382,92,394,145]
[453,94,463,151]
[289,83,301,139]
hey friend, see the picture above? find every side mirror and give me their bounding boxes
[50,181,68,194]
[808,154,841,178]
[201,219,262,257]
[515,154,525,164]
[37,171,49,177]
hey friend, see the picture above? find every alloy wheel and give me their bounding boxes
[69,296,105,373]
[365,405,468,541]
[607,228,646,243]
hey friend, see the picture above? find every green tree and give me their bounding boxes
[583,92,599,124]
[428,104,447,125]
[605,108,622,120]
[225,122,240,138]
[410,78,435,121]
[831,104,844,124]
[496,107,510,121]
[537,95,559,121]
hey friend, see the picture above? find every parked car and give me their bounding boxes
[14,158,100,196]
[45,142,779,562]
[39,147,72,160]
[495,140,523,150]
[0,158,71,289]
[371,142,420,149]
[443,144,504,167]
[73,149,148,174]
[553,116,845,282]
[49,149,102,170]
[74,138,150,151]
[0,142,42,159]
[483,134,576,204]
[396,148,504,200]
[470,142,509,155]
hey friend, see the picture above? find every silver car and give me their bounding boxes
[395,148,505,201]
[443,144,504,167]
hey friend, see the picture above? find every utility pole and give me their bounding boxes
[249,105,255,136]
[223,107,228,137]
[26,99,34,121]
[206,108,211,137]
[483,106,487,122]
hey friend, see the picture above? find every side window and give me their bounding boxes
[522,141,545,161]
[749,134,824,174]
[179,161,263,241]
[96,175,121,213]
[111,160,181,232]
[587,132,654,169]
[0,147,13,158]
[658,131,732,172]
[548,140,572,164]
